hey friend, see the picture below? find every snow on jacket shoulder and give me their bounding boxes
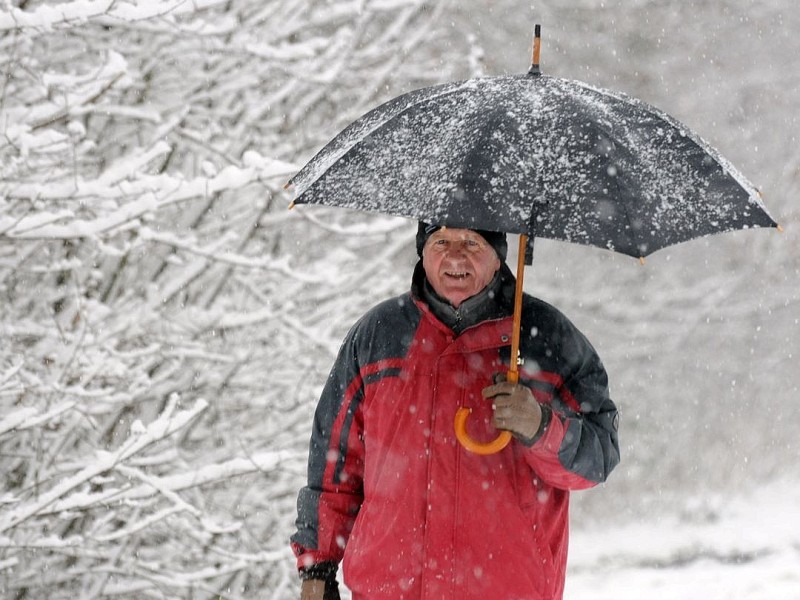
[292,284,619,600]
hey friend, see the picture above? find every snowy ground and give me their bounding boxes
[567,479,800,600]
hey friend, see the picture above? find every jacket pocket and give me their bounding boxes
[517,469,557,571]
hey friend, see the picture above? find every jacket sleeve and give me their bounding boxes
[291,326,366,570]
[521,312,620,490]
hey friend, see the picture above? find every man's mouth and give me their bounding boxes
[444,271,469,280]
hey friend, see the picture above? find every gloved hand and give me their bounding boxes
[300,579,325,600]
[300,579,341,600]
[482,375,543,441]
[300,578,340,600]
[299,562,340,600]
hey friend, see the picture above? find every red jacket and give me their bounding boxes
[292,265,619,599]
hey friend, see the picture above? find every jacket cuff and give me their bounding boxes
[299,560,338,582]
[515,404,552,447]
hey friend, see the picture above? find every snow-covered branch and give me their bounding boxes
[0,0,231,32]
[0,398,208,535]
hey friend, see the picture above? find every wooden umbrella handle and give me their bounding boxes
[454,408,513,454]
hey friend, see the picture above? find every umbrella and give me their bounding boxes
[286,26,780,453]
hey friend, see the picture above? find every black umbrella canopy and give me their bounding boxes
[288,73,777,259]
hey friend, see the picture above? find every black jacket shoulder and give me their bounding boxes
[345,292,422,365]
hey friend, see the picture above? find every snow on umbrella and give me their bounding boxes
[286,27,780,453]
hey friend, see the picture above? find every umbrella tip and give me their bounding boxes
[528,24,542,76]
[288,200,296,210]
[639,256,646,266]
[777,223,784,233]
[283,180,292,190]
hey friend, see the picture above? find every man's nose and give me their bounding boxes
[443,245,468,259]
[444,241,470,256]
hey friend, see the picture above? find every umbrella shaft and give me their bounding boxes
[508,234,527,385]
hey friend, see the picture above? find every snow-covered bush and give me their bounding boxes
[0,1,472,597]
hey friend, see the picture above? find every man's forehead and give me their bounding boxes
[427,227,485,242]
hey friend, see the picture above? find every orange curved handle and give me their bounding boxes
[454,407,512,455]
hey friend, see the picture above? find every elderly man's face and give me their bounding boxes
[422,228,501,308]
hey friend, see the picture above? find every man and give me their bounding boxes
[292,223,620,600]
